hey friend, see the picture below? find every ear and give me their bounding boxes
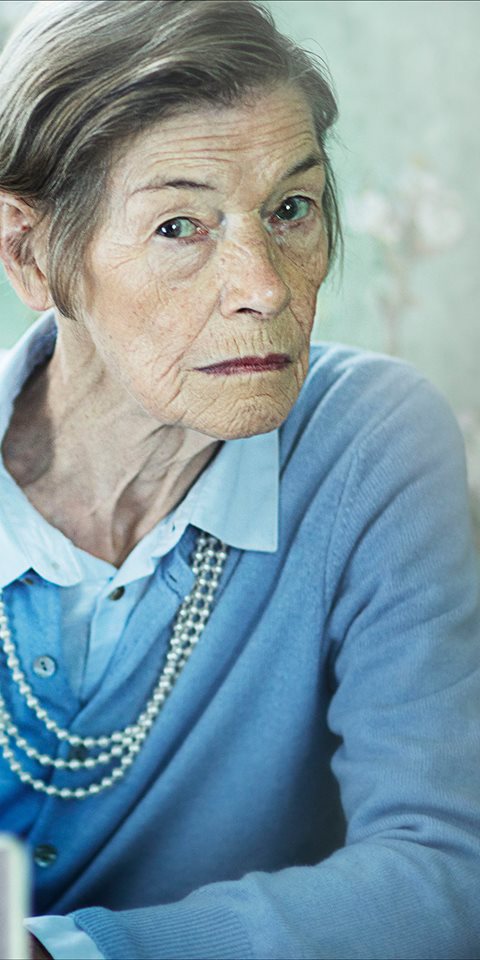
[0,193,53,311]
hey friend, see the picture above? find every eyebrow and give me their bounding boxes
[129,151,324,196]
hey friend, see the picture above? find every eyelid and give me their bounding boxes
[268,195,315,222]
[154,196,316,246]
[154,215,211,245]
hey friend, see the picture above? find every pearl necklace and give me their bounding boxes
[0,532,228,800]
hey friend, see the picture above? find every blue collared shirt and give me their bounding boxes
[0,312,278,699]
[0,312,277,959]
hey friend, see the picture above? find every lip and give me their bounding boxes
[196,353,291,375]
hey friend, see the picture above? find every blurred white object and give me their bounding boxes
[346,162,465,253]
[344,162,466,356]
[345,190,403,246]
[0,833,30,960]
[398,166,465,252]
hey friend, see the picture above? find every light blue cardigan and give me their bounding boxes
[1,325,480,958]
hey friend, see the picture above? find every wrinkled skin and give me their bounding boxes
[1,85,329,564]
[81,84,328,438]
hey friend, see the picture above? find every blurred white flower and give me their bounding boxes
[345,190,404,246]
[346,163,465,253]
[398,166,465,252]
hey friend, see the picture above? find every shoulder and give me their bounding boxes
[278,342,468,521]
[281,341,462,462]
[303,340,428,428]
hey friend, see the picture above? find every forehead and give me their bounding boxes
[110,86,320,198]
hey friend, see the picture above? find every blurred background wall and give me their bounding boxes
[0,0,479,545]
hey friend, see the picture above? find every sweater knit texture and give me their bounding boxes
[1,336,480,959]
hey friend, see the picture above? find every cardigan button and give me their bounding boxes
[34,844,57,868]
[33,655,57,678]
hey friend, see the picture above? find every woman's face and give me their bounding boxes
[80,85,329,439]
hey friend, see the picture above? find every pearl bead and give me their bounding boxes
[0,535,227,799]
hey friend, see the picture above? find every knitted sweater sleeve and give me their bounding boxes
[72,376,480,960]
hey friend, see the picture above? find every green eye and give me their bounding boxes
[273,196,311,223]
[157,217,197,239]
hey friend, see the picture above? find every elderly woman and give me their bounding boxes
[0,1,479,958]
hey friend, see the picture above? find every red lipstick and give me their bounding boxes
[197,354,291,375]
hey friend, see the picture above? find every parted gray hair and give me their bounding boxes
[0,0,342,320]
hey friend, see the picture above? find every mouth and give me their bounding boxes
[196,353,292,375]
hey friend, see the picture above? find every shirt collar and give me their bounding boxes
[0,312,278,588]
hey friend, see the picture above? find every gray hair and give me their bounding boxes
[0,0,342,319]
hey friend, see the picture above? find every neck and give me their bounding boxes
[2,325,220,566]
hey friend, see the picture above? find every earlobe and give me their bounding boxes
[0,194,53,311]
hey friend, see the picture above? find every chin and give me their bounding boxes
[194,395,299,441]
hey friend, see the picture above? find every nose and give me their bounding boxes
[218,223,291,319]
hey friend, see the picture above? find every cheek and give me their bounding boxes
[88,248,217,360]
[280,216,328,278]
[282,235,328,328]
[85,258,224,418]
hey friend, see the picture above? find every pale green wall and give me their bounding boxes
[268,1,480,402]
[268,0,480,544]
[0,0,36,344]
[1,0,479,539]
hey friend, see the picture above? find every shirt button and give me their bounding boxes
[34,844,58,868]
[33,655,57,678]
[108,586,125,601]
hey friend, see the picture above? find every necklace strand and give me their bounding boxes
[0,532,228,799]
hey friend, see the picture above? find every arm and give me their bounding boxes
[65,381,480,957]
